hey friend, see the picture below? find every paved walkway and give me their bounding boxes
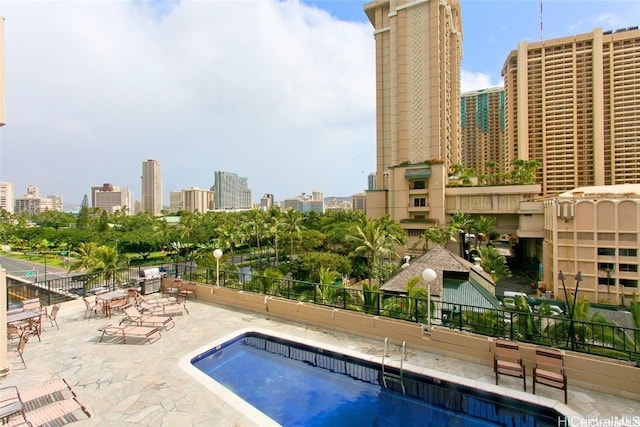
[3,297,640,426]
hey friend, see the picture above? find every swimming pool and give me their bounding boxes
[188,330,567,427]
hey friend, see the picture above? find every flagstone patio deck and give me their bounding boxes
[3,297,640,426]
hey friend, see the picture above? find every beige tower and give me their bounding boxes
[141,159,162,215]
[364,0,463,233]
[460,87,507,178]
[502,27,640,196]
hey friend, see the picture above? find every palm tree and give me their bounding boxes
[448,211,475,257]
[477,245,511,282]
[265,209,283,266]
[474,215,497,248]
[346,216,403,287]
[415,226,449,252]
[281,208,305,255]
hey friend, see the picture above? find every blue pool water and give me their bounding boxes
[191,332,560,427]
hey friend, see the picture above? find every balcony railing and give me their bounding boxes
[7,263,639,362]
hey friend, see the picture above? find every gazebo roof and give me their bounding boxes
[380,245,489,295]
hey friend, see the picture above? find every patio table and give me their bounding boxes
[7,309,42,340]
[96,291,127,319]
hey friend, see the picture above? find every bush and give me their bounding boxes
[289,252,351,282]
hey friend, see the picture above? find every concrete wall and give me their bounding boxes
[176,279,640,401]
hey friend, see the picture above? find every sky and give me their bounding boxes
[0,0,638,207]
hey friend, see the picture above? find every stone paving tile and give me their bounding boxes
[3,297,640,426]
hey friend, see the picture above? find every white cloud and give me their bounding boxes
[460,70,503,93]
[0,0,376,204]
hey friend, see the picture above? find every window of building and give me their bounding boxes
[619,233,637,242]
[619,279,638,288]
[413,198,426,207]
[619,264,638,272]
[411,181,426,190]
[598,277,616,286]
[598,262,615,272]
[407,229,423,237]
[577,232,593,240]
[597,247,616,256]
[620,248,637,257]
[597,232,615,241]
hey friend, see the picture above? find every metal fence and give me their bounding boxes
[7,263,640,361]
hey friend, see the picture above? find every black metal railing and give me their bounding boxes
[7,264,640,361]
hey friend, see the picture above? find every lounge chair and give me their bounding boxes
[136,296,189,316]
[98,324,161,344]
[6,397,91,426]
[119,304,175,330]
[533,347,567,403]
[0,379,76,412]
[493,339,526,391]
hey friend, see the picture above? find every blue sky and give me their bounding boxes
[0,0,637,207]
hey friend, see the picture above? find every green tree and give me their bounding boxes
[477,245,511,282]
[474,215,497,247]
[346,216,403,287]
[281,208,305,255]
[76,195,91,230]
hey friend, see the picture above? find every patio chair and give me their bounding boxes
[44,304,61,330]
[8,332,30,370]
[0,396,26,425]
[107,296,129,316]
[5,397,91,426]
[493,339,526,391]
[83,298,100,320]
[178,281,197,301]
[119,304,175,330]
[162,279,180,299]
[7,324,23,342]
[98,324,161,344]
[533,347,567,403]
[21,299,42,312]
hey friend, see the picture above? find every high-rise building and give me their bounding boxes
[213,171,252,210]
[141,159,162,215]
[182,187,215,213]
[14,186,61,214]
[364,0,463,230]
[502,26,640,196]
[460,88,506,177]
[93,183,133,214]
[0,182,14,214]
[260,194,275,211]
[283,193,324,213]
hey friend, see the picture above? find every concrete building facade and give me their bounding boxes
[364,0,463,237]
[141,159,162,215]
[93,183,133,214]
[543,184,640,306]
[0,182,14,214]
[460,87,506,177]
[502,26,640,196]
[213,171,252,210]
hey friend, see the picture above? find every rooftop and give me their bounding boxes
[4,297,640,425]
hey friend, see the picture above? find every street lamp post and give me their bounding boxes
[422,268,437,329]
[213,249,223,292]
[560,270,583,351]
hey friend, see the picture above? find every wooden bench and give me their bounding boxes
[533,347,567,403]
[494,339,526,391]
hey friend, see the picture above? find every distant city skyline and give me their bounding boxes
[0,1,636,205]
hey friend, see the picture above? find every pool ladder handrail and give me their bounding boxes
[381,337,406,394]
